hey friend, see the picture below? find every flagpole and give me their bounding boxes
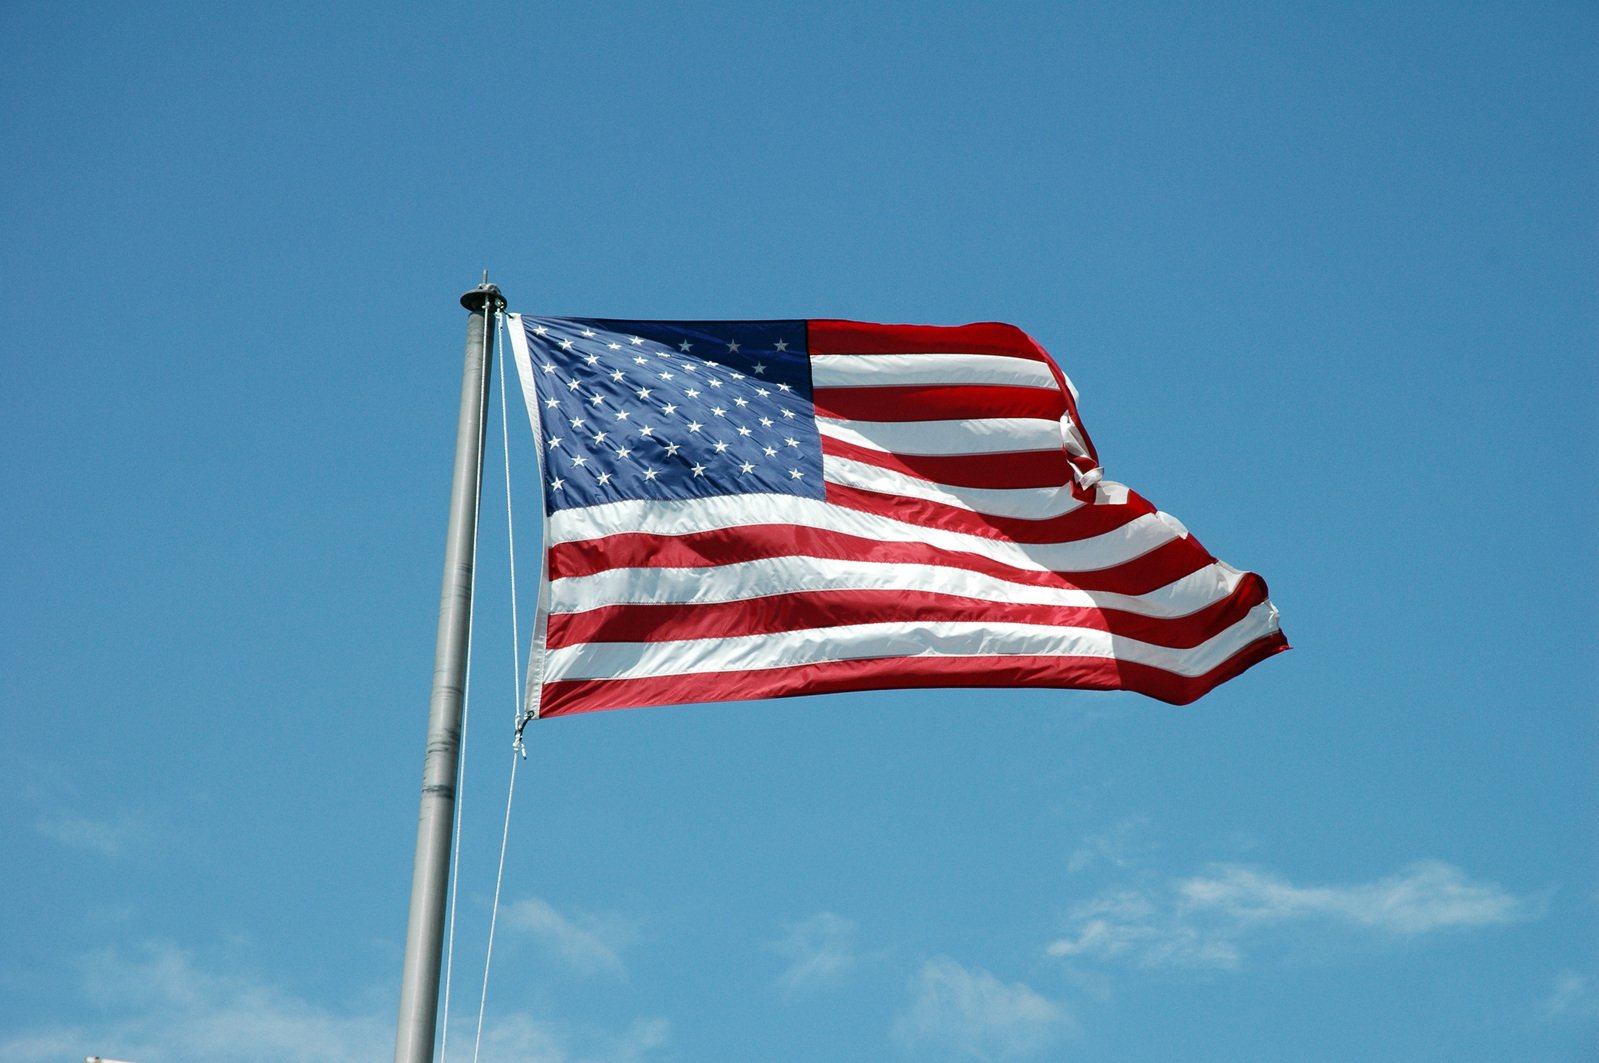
[394,277,506,1063]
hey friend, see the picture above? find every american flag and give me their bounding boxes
[507,315,1286,718]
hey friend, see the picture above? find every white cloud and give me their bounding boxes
[893,957,1070,1060]
[1049,861,1534,970]
[473,1012,671,1063]
[1066,817,1150,875]
[7,942,391,1063]
[35,808,166,860]
[1541,970,1599,1020]
[769,912,859,997]
[1178,861,1529,935]
[1049,889,1241,970]
[0,942,667,1063]
[504,896,631,978]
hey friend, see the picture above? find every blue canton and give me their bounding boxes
[520,317,825,512]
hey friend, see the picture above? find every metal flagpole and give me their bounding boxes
[394,276,507,1063]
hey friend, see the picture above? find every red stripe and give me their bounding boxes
[549,524,1215,596]
[822,480,1141,545]
[812,384,1064,423]
[537,631,1290,716]
[546,573,1274,651]
[808,319,1054,360]
[821,434,1073,490]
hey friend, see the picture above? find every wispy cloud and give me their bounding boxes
[1179,861,1530,934]
[8,942,391,1063]
[503,896,632,978]
[769,912,859,997]
[1541,970,1599,1020]
[1066,817,1151,875]
[1049,861,1535,970]
[892,957,1070,1061]
[473,1011,670,1063]
[0,942,667,1063]
[35,808,166,860]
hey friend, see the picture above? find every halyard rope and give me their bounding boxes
[472,309,525,1063]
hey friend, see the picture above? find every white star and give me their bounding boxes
[580,328,596,338]
[630,335,644,345]
[614,446,631,458]
[789,468,804,479]
[708,379,723,389]
[726,340,740,353]
[762,445,777,457]
[559,338,575,350]
[661,403,678,415]
[774,339,788,352]
[636,387,652,399]
[658,371,675,381]
[759,416,773,427]
[584,353,600,365]
[642,467,658,480]
[543,397,558,408]
[610,369,625,382]
[777,382,792,392]
[739,461,755,473]
[755,387,770,397]
[566,379,581,391]
[596,471,611,485]
[733,397,749,407]
[681,362,696,372]
[569,416,586,428]
[711,406,726,417]
[592,431,608,444]
[664,441,681,456]
[730,372,744,381]
[706,360,720,369]
[713,440,730,453]
[572,455,588,467]
[547,436,562,448]
[639,424,655,437]
[607,342,622,350]
[736,425,752,436]
[614,409,630,421]
[752,362,767,375]
[540,361,556,373]
[534,324,549,335]
[691,462,707,476]
[589,393,605,406]
[550,476,565,490]
[678,340,693,352]
[685,387,701,398]
[686,420,704,433]
[781,409,796,419]
[633,355,649,365]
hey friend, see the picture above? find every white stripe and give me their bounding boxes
[544,602,1281,683]
[549,493,1179,575]
[810,352,1059,390]
[551,554,1246,620]
[818,416,1063,456]
[822,455,1131,519]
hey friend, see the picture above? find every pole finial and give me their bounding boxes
[461,272,507,313]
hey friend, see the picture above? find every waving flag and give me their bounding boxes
[507,316,1285,718]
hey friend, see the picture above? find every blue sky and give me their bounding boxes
[2,2,1594,1061]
